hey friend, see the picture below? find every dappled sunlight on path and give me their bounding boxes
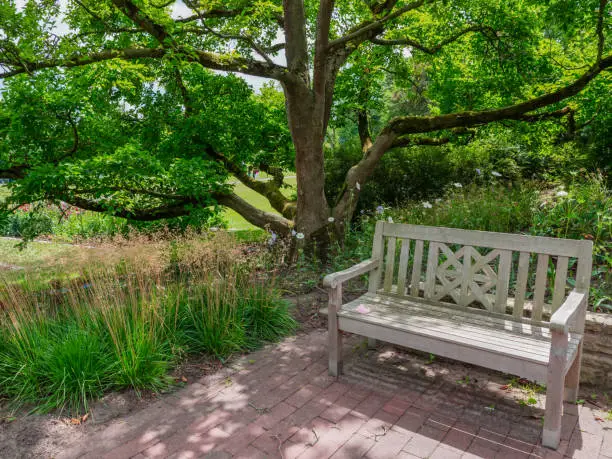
[57,330,611,459]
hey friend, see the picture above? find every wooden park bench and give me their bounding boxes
[323,222,592,449]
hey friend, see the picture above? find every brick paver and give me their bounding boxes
[58,329,610,459]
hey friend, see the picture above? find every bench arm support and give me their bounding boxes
[550,290,587,335]
[323,259,380,289]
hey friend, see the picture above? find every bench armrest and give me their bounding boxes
[550,290,587,334]
[323,259,380,288]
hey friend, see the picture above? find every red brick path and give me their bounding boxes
[59,330,612,459]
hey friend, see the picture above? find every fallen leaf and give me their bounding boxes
[81,413,89,423]
[70,418,81,425]
[595,417,604,422]
[499,385,510,391]
[181,376,188,383]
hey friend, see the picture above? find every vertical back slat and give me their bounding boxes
[368,221,385,293]
[552,256,569,313]
[397,239,411,295]
[383,237,397,292]
[533,254,549,321]
[513,251,530,319]
[573,243,593,332]
[495,250,512,314]
[460,246,472,306]
[424,242,439,299]
[410,240,424,296]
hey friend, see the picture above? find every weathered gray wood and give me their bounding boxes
[381,223,591,258]
[513,251,530,319]
[550,291,587,334]
[338,298,581,361]
[564,342,582,402]
[460,246,472,306]
[326,222,593,449]
[368,221,385,293]
[410,240,424,296]
[339,317,548,384]
[328,284,343,377]
[396,239,411,296]
[323,259,380,288]
[543,329,567,449]
[424,242,439,299]
[533,254,549,321]
[552,256,569,312]
[383,237,397,292]
[495,250,512,314]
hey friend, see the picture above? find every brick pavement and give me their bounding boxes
[59,330,612,459]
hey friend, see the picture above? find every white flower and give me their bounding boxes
[556,191,569,197]
[453,182,463,188]
[475,168,482,175]
[435,198,443,203]
[422,201,433,209]
[387,216,394,223]
[376,205,384,214]
[268,232,277,246]
[210,227,219,232]
[491,171,502,177]
[355,182,361,190]
[328,217,335,223]
[291,229,296,236]
[295,232,305,239]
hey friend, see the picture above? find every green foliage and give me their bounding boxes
[386,183,539,234]
[0,235,295,414]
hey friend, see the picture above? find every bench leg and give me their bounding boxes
[564,342,582,403]
[328,285,343,377]
[543,333,566,450]
[367,338,377,349]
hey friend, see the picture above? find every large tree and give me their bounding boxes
[1,0,610,242]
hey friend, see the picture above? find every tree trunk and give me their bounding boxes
[283,82,331,240]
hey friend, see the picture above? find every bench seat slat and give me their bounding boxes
[338,294,582,367]
[357,293,556,345]
[340,296,577,357]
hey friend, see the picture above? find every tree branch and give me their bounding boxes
[327,0,425,52]
[370,25,496,54]
[205,147,296,219]
[283,0,310,77]
[0,48,166,79]
[214,193,292,234]
[386,56,611,136]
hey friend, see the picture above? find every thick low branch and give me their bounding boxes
[214,193,292,234]
[205,147,296,219]
[67,191,291,233]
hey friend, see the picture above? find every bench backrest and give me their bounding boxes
[369,222,593,329]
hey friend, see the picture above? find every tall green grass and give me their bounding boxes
[0,234,296,415]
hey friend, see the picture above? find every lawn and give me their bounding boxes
[223,176,296,230]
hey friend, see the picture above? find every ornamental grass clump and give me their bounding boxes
[0,233,296,415]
